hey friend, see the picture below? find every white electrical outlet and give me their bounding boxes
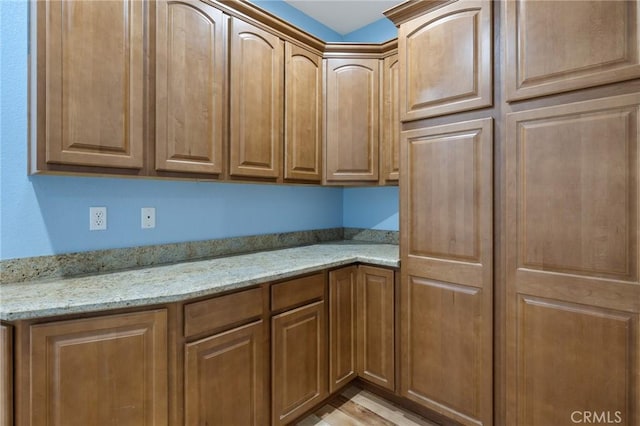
[141,207,156,229]
[89,207,107,231]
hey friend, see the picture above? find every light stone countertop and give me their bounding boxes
[0,243,399,321]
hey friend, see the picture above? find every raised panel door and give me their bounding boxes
[285,43,323,182]
[184,321,267,426]
[400,118,493,425]
[505,94,640,425]
[0,325,11,426]
[325,58,379,182]
[155,0,226,174]
[38,0,145,169]
[357,266,395,391]
[29,310,168,426]
[399,0,492,121]
[229,18,283,179]
[505,0,640,101]
[381,53,400,183]
[329,266,357,393]
[272,301,328,425]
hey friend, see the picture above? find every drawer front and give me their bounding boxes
[184,287,263,338]
[271,272,325,312]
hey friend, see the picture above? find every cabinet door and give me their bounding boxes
[37,0,145,169]
[325,58,379,182]
[284,43,323,182]
[185,320,267,426]
[229,18,283,179]
[505,0,640,101]
[29,310,168,426]
[155,0,226,174]
[0,325,11,426]
[329,266,357,393]
[505,94,640,426]
[357,266,395,391]
[398,0,491,121]
[401,119,493,426]
[381,53,400,183]
[272,301,327,425]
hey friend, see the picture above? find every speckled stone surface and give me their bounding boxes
[0,228,344,284]
[0,243,399,321]
[344,228,399,244]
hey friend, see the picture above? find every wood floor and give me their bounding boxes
[297,386,439,426]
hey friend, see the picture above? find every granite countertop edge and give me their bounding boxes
[0,243,399,321]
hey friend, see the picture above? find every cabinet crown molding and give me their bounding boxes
[384,0,456,26]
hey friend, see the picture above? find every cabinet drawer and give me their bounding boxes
[271,273,325,312]
[184,287,263,338]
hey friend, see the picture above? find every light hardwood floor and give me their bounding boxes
[297,386,439,426]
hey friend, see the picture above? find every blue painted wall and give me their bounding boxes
[0,0,398,261]
[343,18,397,43]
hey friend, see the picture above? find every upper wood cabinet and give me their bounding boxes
[380,53,400,183]
[31,0,146,171]
[398,0,492,121]
[27,310,168,426]
[155,0,226,175]
[229,18,284,180]
[284,43,323,182]
[325,58,380,183]
[505,0,640,101]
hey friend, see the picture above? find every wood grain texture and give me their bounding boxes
[42,0,145,168]
[381,53,400,183]
[29,310,168,426]
[271,272,326,312]
[329,266,358,393]
[285,42,323,182]
[184,320,267,426]
[357,266,395,392]
[505,0,640,101]
[0,325,12,426]
[400,118,493,426]
[155,0,226,174]
[325,58,380,182]
[505,93,640,426]
[184,287,263,339]
[272,301,328,425]
[229,18,283,179]
[398,0,492,121]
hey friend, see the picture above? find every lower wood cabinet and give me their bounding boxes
[272,301,328,425]
[0,325,12,426]
[184,320,268,426]
[27,310,168,426]
[329,266,358,393]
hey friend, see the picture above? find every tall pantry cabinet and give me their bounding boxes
[386,0,640,425]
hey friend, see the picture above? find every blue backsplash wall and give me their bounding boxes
[0,0,398,261]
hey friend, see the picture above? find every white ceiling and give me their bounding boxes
[283,0,402,35]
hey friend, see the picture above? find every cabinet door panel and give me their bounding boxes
[0,325,11,426]
[401,118,493,425]
[155,0,225,174]
[285,43,322,182]
[399,0,492,121]
[381,54,400,183]
[30,310,167,426]
[357,266,395,391]
[505,94,640,425]
[272,301,327,425]
[329,266,357,393]
[230,19,283,179]
[325,58,379,182]
[185,321,267,426]
[505,0,640,101]
[42,0,144,168]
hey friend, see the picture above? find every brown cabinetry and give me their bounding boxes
[397,0,492,121]
[329,266,357,393]
[284,42,323,182]
[325,58,380,183]
[26,310,168,426]
[30,0,146,172]
[229,18,284,180]
[380,53,400,183]
[155,0,226,175]
[0,325,11,426]
[357,265,395,391]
